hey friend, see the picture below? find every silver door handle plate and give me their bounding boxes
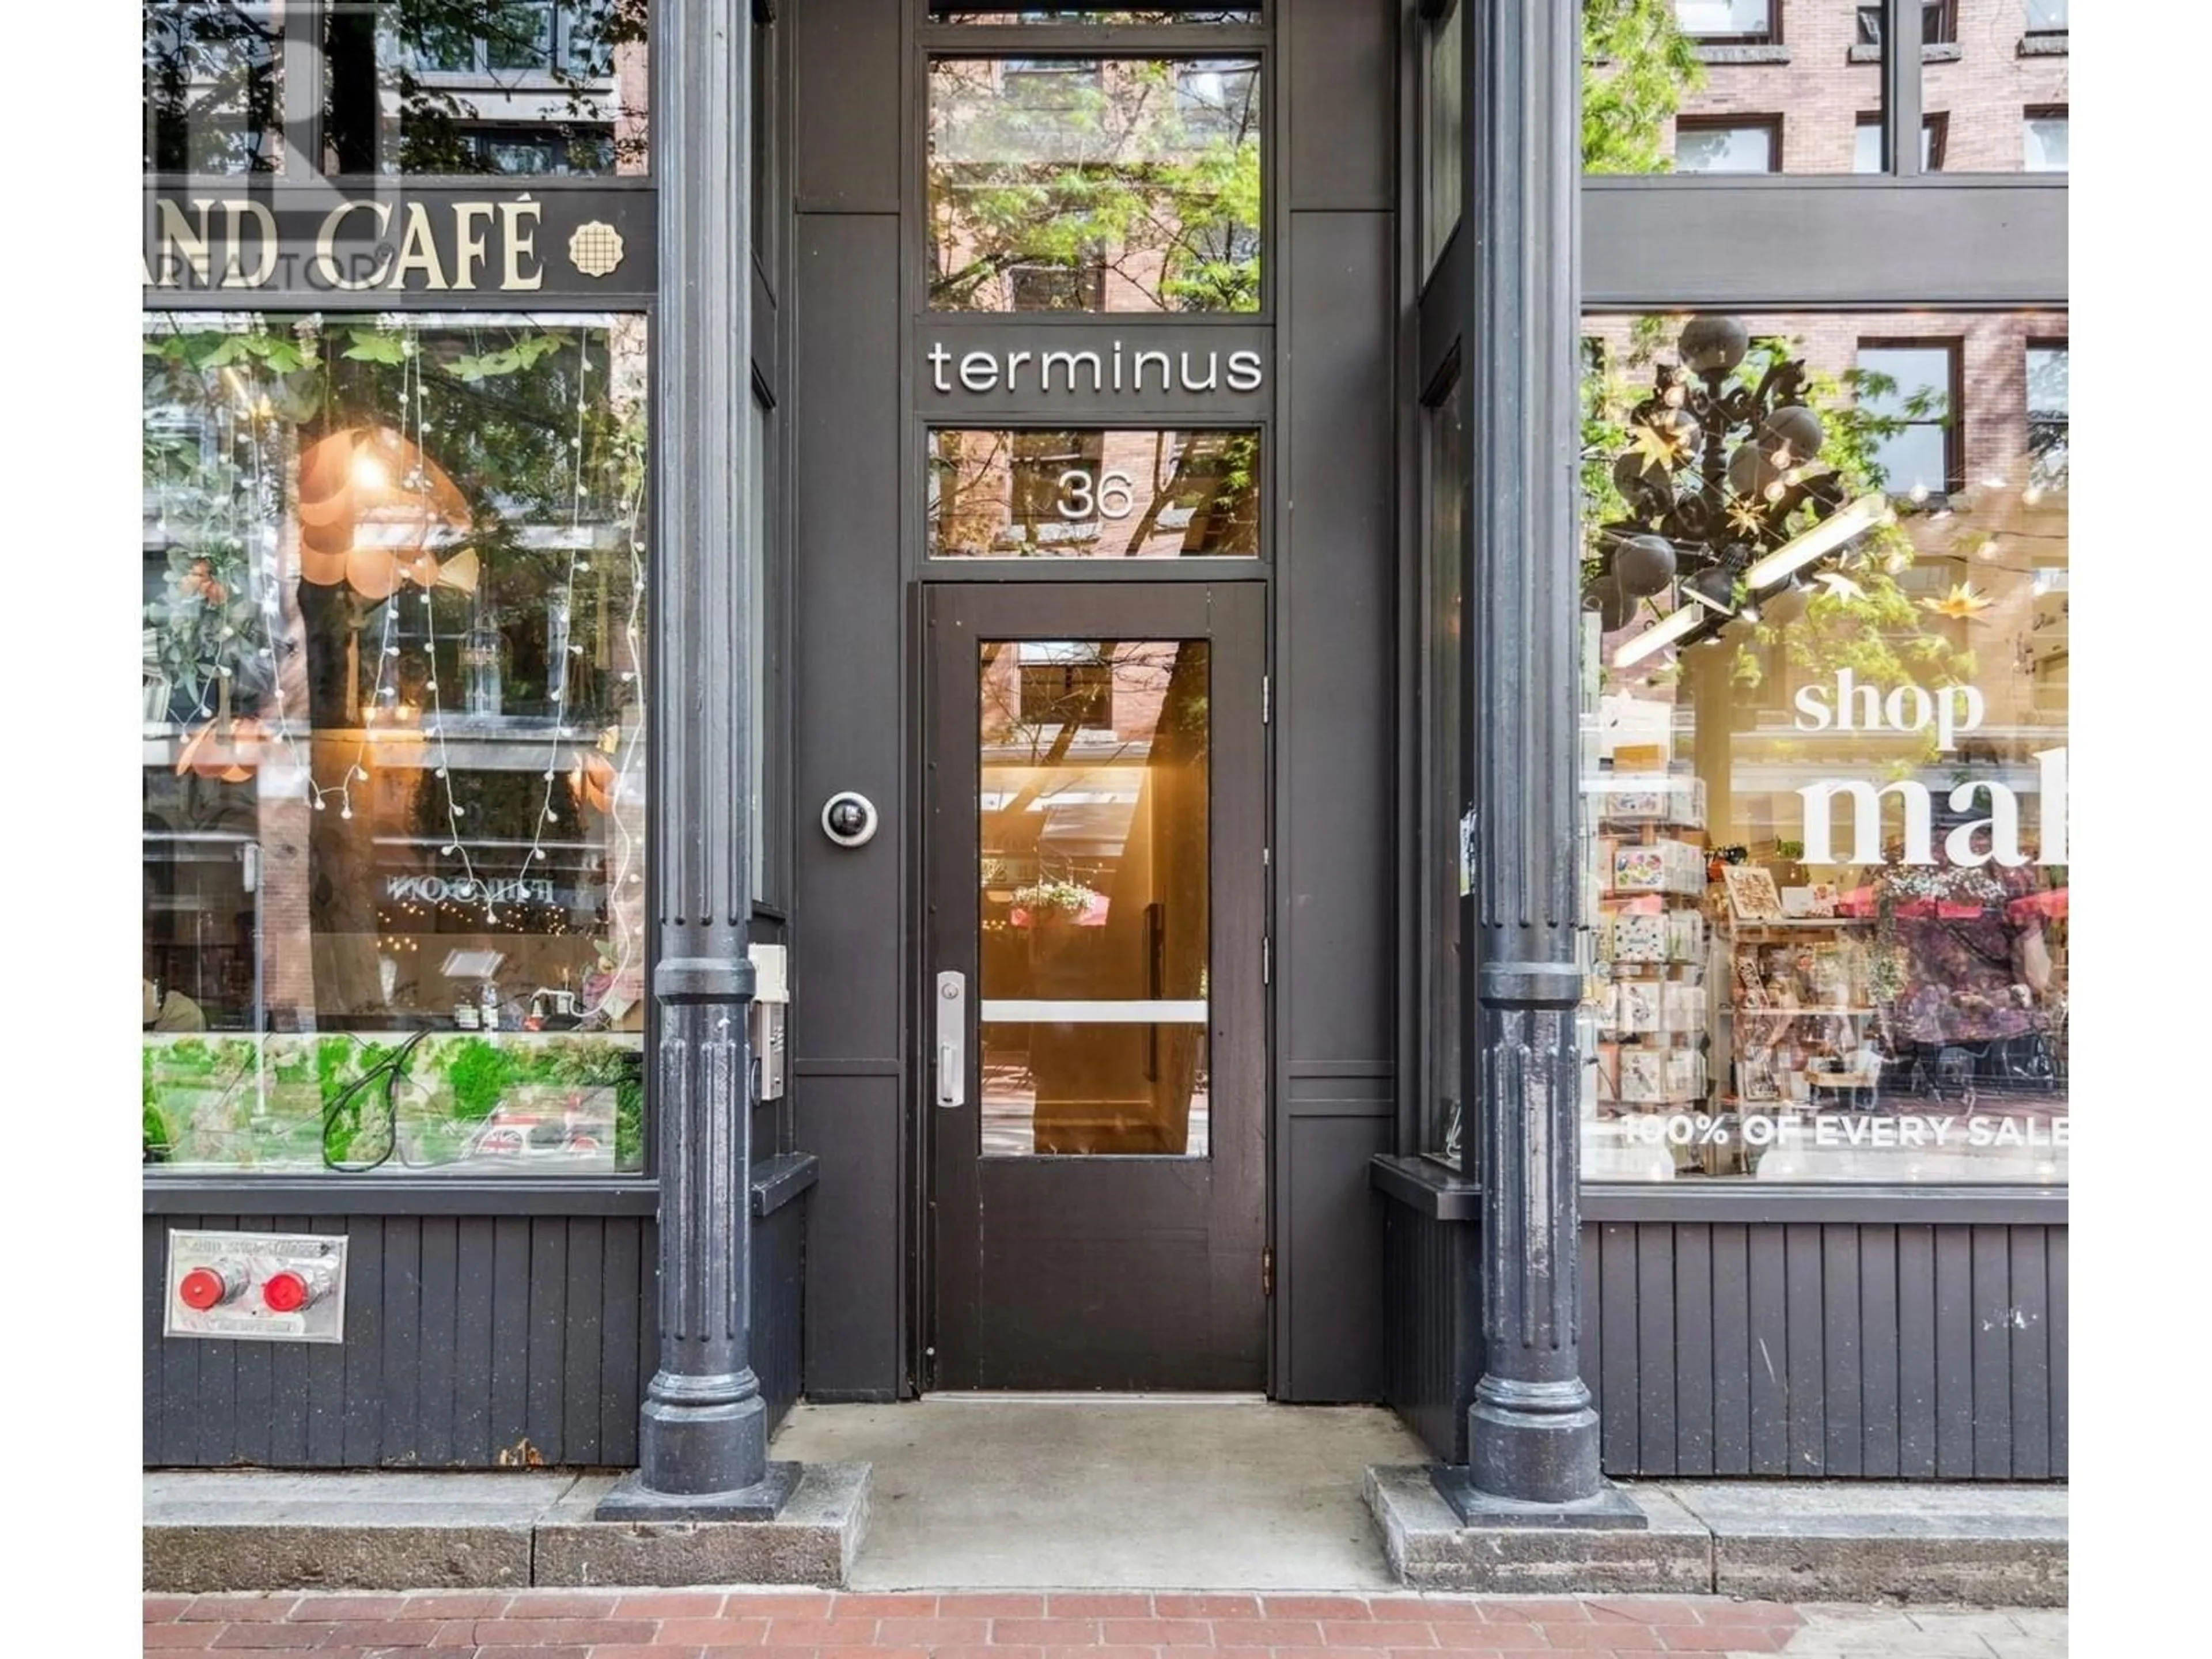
[935,970,966,1108]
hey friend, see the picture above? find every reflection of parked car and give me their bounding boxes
[465,1094,613,1162]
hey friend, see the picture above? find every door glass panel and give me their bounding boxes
[978,639,1210,1157]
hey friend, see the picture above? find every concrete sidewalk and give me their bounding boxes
[139,1588,2069,1659]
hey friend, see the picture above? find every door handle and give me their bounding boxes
[935,969,966,1108]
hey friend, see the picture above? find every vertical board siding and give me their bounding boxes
[143,1202,809,1469]
[1376,1203,2065,1480]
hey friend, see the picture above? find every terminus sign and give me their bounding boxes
[142,190,654,299]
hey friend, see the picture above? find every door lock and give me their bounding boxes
[935,970,966,1108]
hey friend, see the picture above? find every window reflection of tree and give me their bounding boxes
[928,57,1262,313]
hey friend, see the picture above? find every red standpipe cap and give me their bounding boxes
[178,1267,230,1311]
[261,1270,313,1313]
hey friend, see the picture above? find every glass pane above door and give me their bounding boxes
[929,429,1260,558]
[977,639,1211,1156]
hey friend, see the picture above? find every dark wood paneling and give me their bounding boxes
[1282,209,1396,1075]
[2048,1227,2069,1479]
[800,1074,904,1400]
[1597,1224,1638,1473]
[1285,0,1395,210]
[1285,1111,1391,1401]
[794,0,902,212]
[1672,1224,1714,1476]
[1897,1223,1938,1478]
[144,1208,807,1469]
[1381,1196,1475,1462]
[1822,1225,1862,1477]
[1858,1224,1900,1478]
[1710,1221,1750,1475]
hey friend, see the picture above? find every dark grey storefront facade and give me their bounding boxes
[142,0,2067,1500]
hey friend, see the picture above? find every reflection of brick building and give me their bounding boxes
[1660,2,2068,174]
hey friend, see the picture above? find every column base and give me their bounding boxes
[1428,1465,1648,1531]
[594,1460,802,1523]
[1465,1375,1604,1505]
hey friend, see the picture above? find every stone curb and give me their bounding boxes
[1365,1468,2068,1606]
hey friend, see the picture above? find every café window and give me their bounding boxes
[927,56,1263,313]
[322,0,649,176]
[142,312,650,1176]
[1578,310,2068,1184]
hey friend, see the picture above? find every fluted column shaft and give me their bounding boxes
[1461,0,1601,1506]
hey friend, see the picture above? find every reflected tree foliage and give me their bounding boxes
[929,57,1262,313]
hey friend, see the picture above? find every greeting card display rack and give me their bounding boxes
[1715,901,1886,1142]
[1584,777,1713,1175]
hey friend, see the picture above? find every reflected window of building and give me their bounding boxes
[2024,107,2069,172]
[2025,0,2069,36]
[143,1,282,175]
[2026,343,2069,494]
[1857,1,1953,47]
[928,5,1262,21]
[324,0,648,175]
[141,312,651,1176]
[1676,1,1774,44]
[1578,310,2069,1185]
[1855,342,1958,500]
[1853,112,1944,172]
[927,56,1262,313]
[1675,115,1779,173]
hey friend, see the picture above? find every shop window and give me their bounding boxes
[1855,342,1959,502]
[143,1,282,175]
[2024,107,2069,172]
[141,312,651,1176]
[1586,2,1874,176]
[1421,372,1468,1170]
[1675,115,1780,173]
[1853,113,1945,173]
[1578,309,2068,1185]
[927,56,1262,313]
[927,429,1260,558]
[1676,1,1775,44]
[1421,0,1464,281]
[2026,343,2069,494]
[324,0,648,175]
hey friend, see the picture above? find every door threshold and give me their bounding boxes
[922,1391,1271,1405]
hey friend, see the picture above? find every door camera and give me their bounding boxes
[821,791,880,848]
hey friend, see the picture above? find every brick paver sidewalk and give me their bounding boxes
[142,1590,1808,1658]
[141,1588,2073,1659]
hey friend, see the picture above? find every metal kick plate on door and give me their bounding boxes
[935,969,966,1108]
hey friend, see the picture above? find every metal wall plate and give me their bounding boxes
[164,1229,348,1344]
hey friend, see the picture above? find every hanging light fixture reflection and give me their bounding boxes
[296,426,476,599]
[1591,316,1891,665]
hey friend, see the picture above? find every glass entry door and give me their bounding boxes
[926,584,1266,1390]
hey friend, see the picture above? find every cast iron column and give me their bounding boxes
[600,0,787,1518]
[1440,0,1621,1518]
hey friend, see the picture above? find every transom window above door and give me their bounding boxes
[927,56,1263,313]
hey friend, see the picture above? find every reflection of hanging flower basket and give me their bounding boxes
[1009,879,1109,927]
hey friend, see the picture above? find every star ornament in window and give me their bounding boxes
[1812,570,1865,603]
[1726,495,1768,538]
[1921,581,1995,622]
